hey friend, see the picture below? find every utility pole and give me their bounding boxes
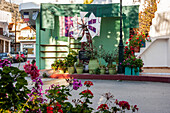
[118,0,124,74]
[14,12,17,51]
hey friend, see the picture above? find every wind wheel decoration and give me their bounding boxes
[69,12,101,42]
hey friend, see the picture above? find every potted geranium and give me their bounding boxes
[128,32,146,52]
[122,55,144,76]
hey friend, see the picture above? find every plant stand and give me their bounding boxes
[125,67,131,75]
[132,67,139,76]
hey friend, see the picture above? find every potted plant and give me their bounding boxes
[51,59,67,74]
[102,50,118,72]
[128,32,147,52]
[75,60,84,74]
[86,47,99,74]
[99,65,106,74]
[107,64,117,75]
[65,54,77,74]
[121,55,144,76]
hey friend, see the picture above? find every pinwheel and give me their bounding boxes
[69,12,101,43]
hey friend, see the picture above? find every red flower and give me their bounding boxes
[118,101,130,110]
[21,54,25,58]
[126,42,128,44]
[56,102,61,109]
[115,99,118,105]
[84,81,93,87]
[58,109,63,113]
[97,104,109,110]
[47,106,53,113]
[125,46,128,49]
[81,89,93,96]
[134,105,139,111]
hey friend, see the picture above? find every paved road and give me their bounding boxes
[11,60,170,113]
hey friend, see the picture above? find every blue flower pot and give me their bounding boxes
[132,67,139,76]
[125,67,132,75]
[140,41,145,48]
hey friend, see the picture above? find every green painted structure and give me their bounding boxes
[36,3,139,69]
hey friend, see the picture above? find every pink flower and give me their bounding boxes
[23,61,32,74]
[15,54,19,60]
[21,54,25,58]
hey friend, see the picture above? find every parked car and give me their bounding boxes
[9,51,28,63]
[0,53,13,63]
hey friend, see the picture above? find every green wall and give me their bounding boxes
[36,16,130,69]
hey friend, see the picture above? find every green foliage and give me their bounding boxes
[122,56,144,72]
[65,54,77,67]
[102,49,118,66]
[95,68,101,74]
[42,72,48,78]
[0,66,30,111]
[51,59,67,71]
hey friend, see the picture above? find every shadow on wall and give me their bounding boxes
[154,11,170,36]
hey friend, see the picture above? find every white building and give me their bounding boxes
[0,10,11,53]
[136,0,170,68]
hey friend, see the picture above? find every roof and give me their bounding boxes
[0,35,12,41]
[21,26,31,30]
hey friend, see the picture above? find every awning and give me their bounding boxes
[40,3,139,29]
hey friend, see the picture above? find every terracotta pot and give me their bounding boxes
[134,46,140,53]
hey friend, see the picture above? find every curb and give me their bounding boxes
[50,74,170,83]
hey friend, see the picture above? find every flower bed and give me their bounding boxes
[0,60,139,113]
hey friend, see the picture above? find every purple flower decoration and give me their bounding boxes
[72,79,82,90]
[0,59,11,68]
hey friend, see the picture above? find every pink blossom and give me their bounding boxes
[23,61,32,74]
[21,54,25,58]
[15,54,19,60]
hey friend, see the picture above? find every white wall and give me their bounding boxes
[141,39,168,67]
[0,10,12,23]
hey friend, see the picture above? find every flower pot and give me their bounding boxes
[132,67,139,76]
[140,41,145,48]
[68,67,74,74]
[76,67,83,74]
[125,67,131,75]
[134,46,140,53]
[88,59,99,73]
[109,68,115,75]
[89,69,94,74]
[59,69,64,74]
[100,68,105,74]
